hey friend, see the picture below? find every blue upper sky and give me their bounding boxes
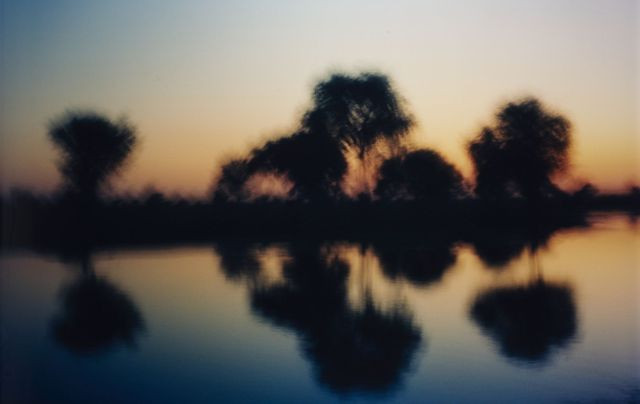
[1,0,637,194]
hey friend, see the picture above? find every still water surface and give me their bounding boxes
[2,213,638,403]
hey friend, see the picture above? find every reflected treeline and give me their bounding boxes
[212,240,262,282]
[470,236,526,269]
[50,250,145,355]
[370,238,458,286]
[217,242,422,395]
[464,216,579,365]
[213,224,583,385]
[468,239,578,365]
[463,212,570,270]
[470,279,577,365]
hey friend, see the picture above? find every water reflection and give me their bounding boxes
[466,216,583,270]
[213,234,585,393]
[4,214,636,402]
[371,239,457,286]
[222,243,423,395]
[469,236,527,269]
[297,297,421,395]
[470,252,577,365]
[213,240,262,282]
[50,252,145,355]
[471,280,576,364]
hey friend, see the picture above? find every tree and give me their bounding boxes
[48,111,137,203]
[375,149,465,201]
[468,98,571,200]
[248,130,347,201]
[212,129,347,202]
[468,128,509,198]
[212,159,252,202]
[302,72,413,195]
[210,72,413,201]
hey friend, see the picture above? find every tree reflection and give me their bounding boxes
[213,240,262,282]
[51,252,145,355]
[470,235,531,269]
[247,244,422,395]
[371,239,457,286]
[251,246,349,328]
[469,252,577,365]
[303,297,421,394]
[466,213,582,270]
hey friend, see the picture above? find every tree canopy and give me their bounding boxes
[211,82,577,203]
[212,159,252,202]
[468,98,571,199]
[48,111,137,202]
[247,130,347,200]
[213,71,413,201]
[302,73,413,160]
[375,149,465,201]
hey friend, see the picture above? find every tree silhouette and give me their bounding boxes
[467,128,509,199]
[468,98,571,200]
[212,159,251,202]
[572,183,598,204]
[48,111,137,203]
[302,72,413,195]
[213,71,415,201]
[248,130,347,201]
[375,149,465,201]
[212,130,346,202]
[303,73,413,158]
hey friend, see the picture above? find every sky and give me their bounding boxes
[1,0,638,196]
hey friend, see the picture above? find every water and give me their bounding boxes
[1,213,638,403]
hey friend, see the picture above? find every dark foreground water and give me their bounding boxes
[2,213,638,403]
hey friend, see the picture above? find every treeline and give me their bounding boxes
[1,71,639,248]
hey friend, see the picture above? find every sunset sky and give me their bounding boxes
[1,0,637,195]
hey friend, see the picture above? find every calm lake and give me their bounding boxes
[2,213,638,403]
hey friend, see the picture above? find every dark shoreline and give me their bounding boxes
[2,194,637,253]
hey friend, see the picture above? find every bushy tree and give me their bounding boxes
[375,149,465,201]
[302,72,414,195]
[212,159,252,202]
[303,73,413,158]
[468,98,571,199]
[48,111,137,203]
[212,72,413,201]
[248,130,347,201]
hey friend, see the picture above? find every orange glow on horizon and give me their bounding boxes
[1,0,636,196]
